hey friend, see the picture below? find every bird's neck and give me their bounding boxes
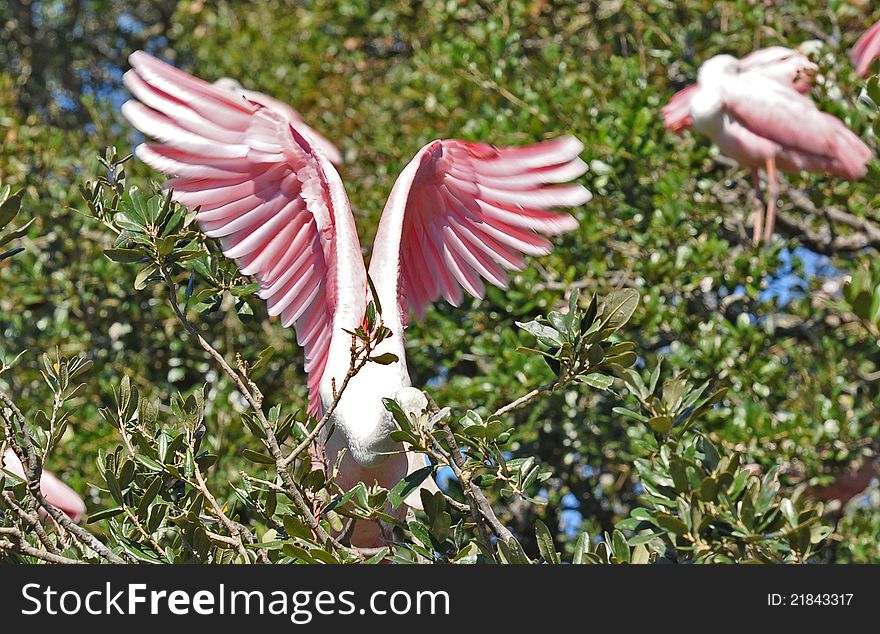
[689,86,725,137]
[320,303,410,467]
[321,346,410,467]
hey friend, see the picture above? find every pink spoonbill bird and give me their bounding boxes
[121,51,591,546]
[852,21,880,79]
[663,46,817,134]
[2,449,87,522]
[685,54,872,244]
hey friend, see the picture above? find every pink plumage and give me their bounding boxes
[370,136,589,324]
[663,46,816,134]
[852,21,880,79]
[3,449,86,522]
[123,51,348,416]
[212,77,343,165]
[122,51,591,546]
[687,54,872,243]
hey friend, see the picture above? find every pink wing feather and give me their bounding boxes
[664,47,815,135]
[2,449,86,522]
[739,46,816,93]
[852,21,880,79]
[723,77,873,179]
[216,83,343,165]
[663,84,698,133]
[122,51,366,415]
[369,136,590,326]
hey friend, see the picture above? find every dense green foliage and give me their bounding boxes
[1,0,879,563]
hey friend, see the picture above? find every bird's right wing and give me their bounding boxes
[122,51,367,415]
[369,136,590,328]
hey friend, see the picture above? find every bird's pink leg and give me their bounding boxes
[750,169,764,245]
[764,158,778,243]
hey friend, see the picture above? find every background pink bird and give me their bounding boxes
[686,54,872,244]
[2,449,86,522]
[121,51,591,547]
[663,46,817,134]
[852,21,880,79]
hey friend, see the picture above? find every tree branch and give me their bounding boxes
[0,390,127,563]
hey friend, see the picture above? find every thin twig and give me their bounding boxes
[159,265,360,559]
[0,534,84,565]
[191,456,254,563]
[281,335,369,467]
[437,423,515,544]
[0,390,127,563]
[492,381,557,419]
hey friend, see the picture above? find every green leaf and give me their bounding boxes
[611,529,630,563]
[383,397,412,431]
[516,320,562,347]
[535,520,560,564]
[655,513,689,536]
[137,477,163,519]
[105,470,124,504]
[134,265,157,290]
[88,506,124,523]
[0,193,22,229]
[599,288,640,332]
[370,352,399,365]
[648,415,672,434]
[388,465,433,509]
[0,218,35,248]
[572,532,590,564]
[135,454,164,472]
[252,346,275,371]
[104,248,145,263]
[780,498,799,528]
[497,537,532,564]
[580,373,614,391]
[242,449,275,465]
[429,511,452,542]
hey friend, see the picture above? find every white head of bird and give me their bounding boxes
[697,54,740,87]
[690,54,740,136]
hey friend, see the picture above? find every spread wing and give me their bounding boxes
[369,136,590,328]
[122,51,367,415]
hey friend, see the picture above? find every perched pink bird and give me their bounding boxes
[852,21,880,79]
[121,51,591,546]
[688,54,872,244]
[2,449,86,522]
[663,46,817,134]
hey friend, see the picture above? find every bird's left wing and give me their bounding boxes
[368,136,591,328]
